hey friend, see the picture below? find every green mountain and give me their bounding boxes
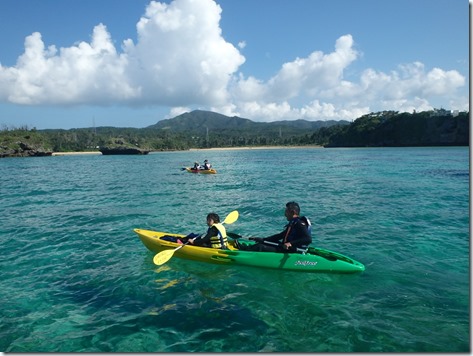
[147,110,255,132]
[147,110,349,134]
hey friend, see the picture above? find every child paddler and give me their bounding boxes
[186,212,229,249]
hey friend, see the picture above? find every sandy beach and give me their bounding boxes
[52,151,102,156]
[51,146,323,155]
[188,145,323,151]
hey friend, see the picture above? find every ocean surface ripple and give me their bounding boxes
[0,147,469,352]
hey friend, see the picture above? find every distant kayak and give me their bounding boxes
[134,229,365,273]
[184,167,217,174]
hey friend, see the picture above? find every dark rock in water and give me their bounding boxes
[99,146,150,155]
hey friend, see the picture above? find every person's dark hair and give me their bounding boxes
[286,201,300,215]
[207,213,220,223]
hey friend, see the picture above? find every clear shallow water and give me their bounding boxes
[0,147,469,352]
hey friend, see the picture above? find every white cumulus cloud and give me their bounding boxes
[224,36,467,121]
[0,25,136,105]
[124,0,245,106]
[0,0,468,124]
[0,0,245,108]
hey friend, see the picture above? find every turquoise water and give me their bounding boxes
[0,147,469,352]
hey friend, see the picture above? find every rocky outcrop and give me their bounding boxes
[98,138,150,155]
[0,142,53,158]
[99,146,150,155]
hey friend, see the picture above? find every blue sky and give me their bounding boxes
[0,0,469,129]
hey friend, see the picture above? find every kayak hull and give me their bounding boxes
[134,229,365,273]
[185,167,217,174]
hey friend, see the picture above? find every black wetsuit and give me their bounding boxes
[249,216,312,253]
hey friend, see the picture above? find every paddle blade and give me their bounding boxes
[223,210,239,225]
[153,249,175,265]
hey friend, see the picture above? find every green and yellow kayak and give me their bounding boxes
[134,229,365,273]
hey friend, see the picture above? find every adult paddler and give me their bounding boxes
[245,201,312,252]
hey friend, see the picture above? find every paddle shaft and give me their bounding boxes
[261,240,306,253]
[228,232,307,253]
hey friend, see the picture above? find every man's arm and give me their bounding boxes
[264,230,286,243]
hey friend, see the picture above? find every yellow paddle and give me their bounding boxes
[153,210,239,266]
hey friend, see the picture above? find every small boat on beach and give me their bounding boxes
[134,229,365,273]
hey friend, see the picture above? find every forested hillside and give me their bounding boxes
[325,110,469,147]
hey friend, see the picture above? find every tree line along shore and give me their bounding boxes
[0,109,469,158]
